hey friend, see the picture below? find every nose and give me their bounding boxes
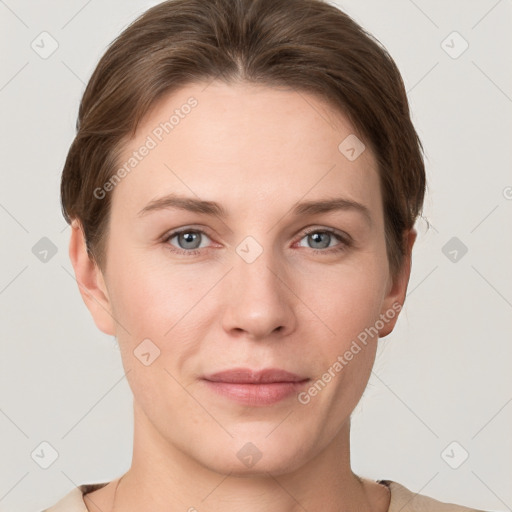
[221,243,297,341]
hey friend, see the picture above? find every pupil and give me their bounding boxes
[181,232,198,248]
[311,232,329,249]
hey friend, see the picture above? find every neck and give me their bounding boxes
[110,402,388,512]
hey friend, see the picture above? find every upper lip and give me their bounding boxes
[203,368,309,384]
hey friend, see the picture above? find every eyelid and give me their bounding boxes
[161,225,215,242]
[299,225,352,243]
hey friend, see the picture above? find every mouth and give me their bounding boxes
[202,367,310,406]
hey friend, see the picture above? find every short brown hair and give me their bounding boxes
[61,0,426,277]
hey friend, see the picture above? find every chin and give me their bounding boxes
[196,430,313,477]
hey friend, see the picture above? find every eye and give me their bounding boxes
[164,228,212,255]
[162,226,351,257]
[296,228,351,254]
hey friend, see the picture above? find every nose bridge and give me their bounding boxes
[221,234,295,338]
[235,236,281,293]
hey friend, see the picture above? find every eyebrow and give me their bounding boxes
[137,193,372,225]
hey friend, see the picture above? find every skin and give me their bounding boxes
[70,80,416,512]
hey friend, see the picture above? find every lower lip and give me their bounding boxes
[203,380,309,406]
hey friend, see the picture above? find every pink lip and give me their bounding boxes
[202,368,310,406]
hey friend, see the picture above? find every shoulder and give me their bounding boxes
[41,482,109,512]
[381,480,491,512]
[40,479,495,512]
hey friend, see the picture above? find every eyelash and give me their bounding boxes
[162,226,352,257]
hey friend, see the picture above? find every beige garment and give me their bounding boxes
[42,479,488,512]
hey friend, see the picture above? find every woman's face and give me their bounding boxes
[76,81,412,475]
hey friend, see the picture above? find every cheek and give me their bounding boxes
[106,258,207,397]
[107,251,205,335]
[298,259,388,344]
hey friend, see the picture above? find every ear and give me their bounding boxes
[378,228,417,338]
[68,220,116,335]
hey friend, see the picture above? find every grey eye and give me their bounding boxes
[178,231,201,249]
[168,230,210,250]
[307,231,332,249]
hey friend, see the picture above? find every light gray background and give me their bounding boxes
[1,1,511,511]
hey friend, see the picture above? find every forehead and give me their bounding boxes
[111,80,381,217]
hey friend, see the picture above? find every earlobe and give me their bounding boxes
[378,228,417,338]
[68,220,116,336]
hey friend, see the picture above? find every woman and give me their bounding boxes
[44,0,489,510]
